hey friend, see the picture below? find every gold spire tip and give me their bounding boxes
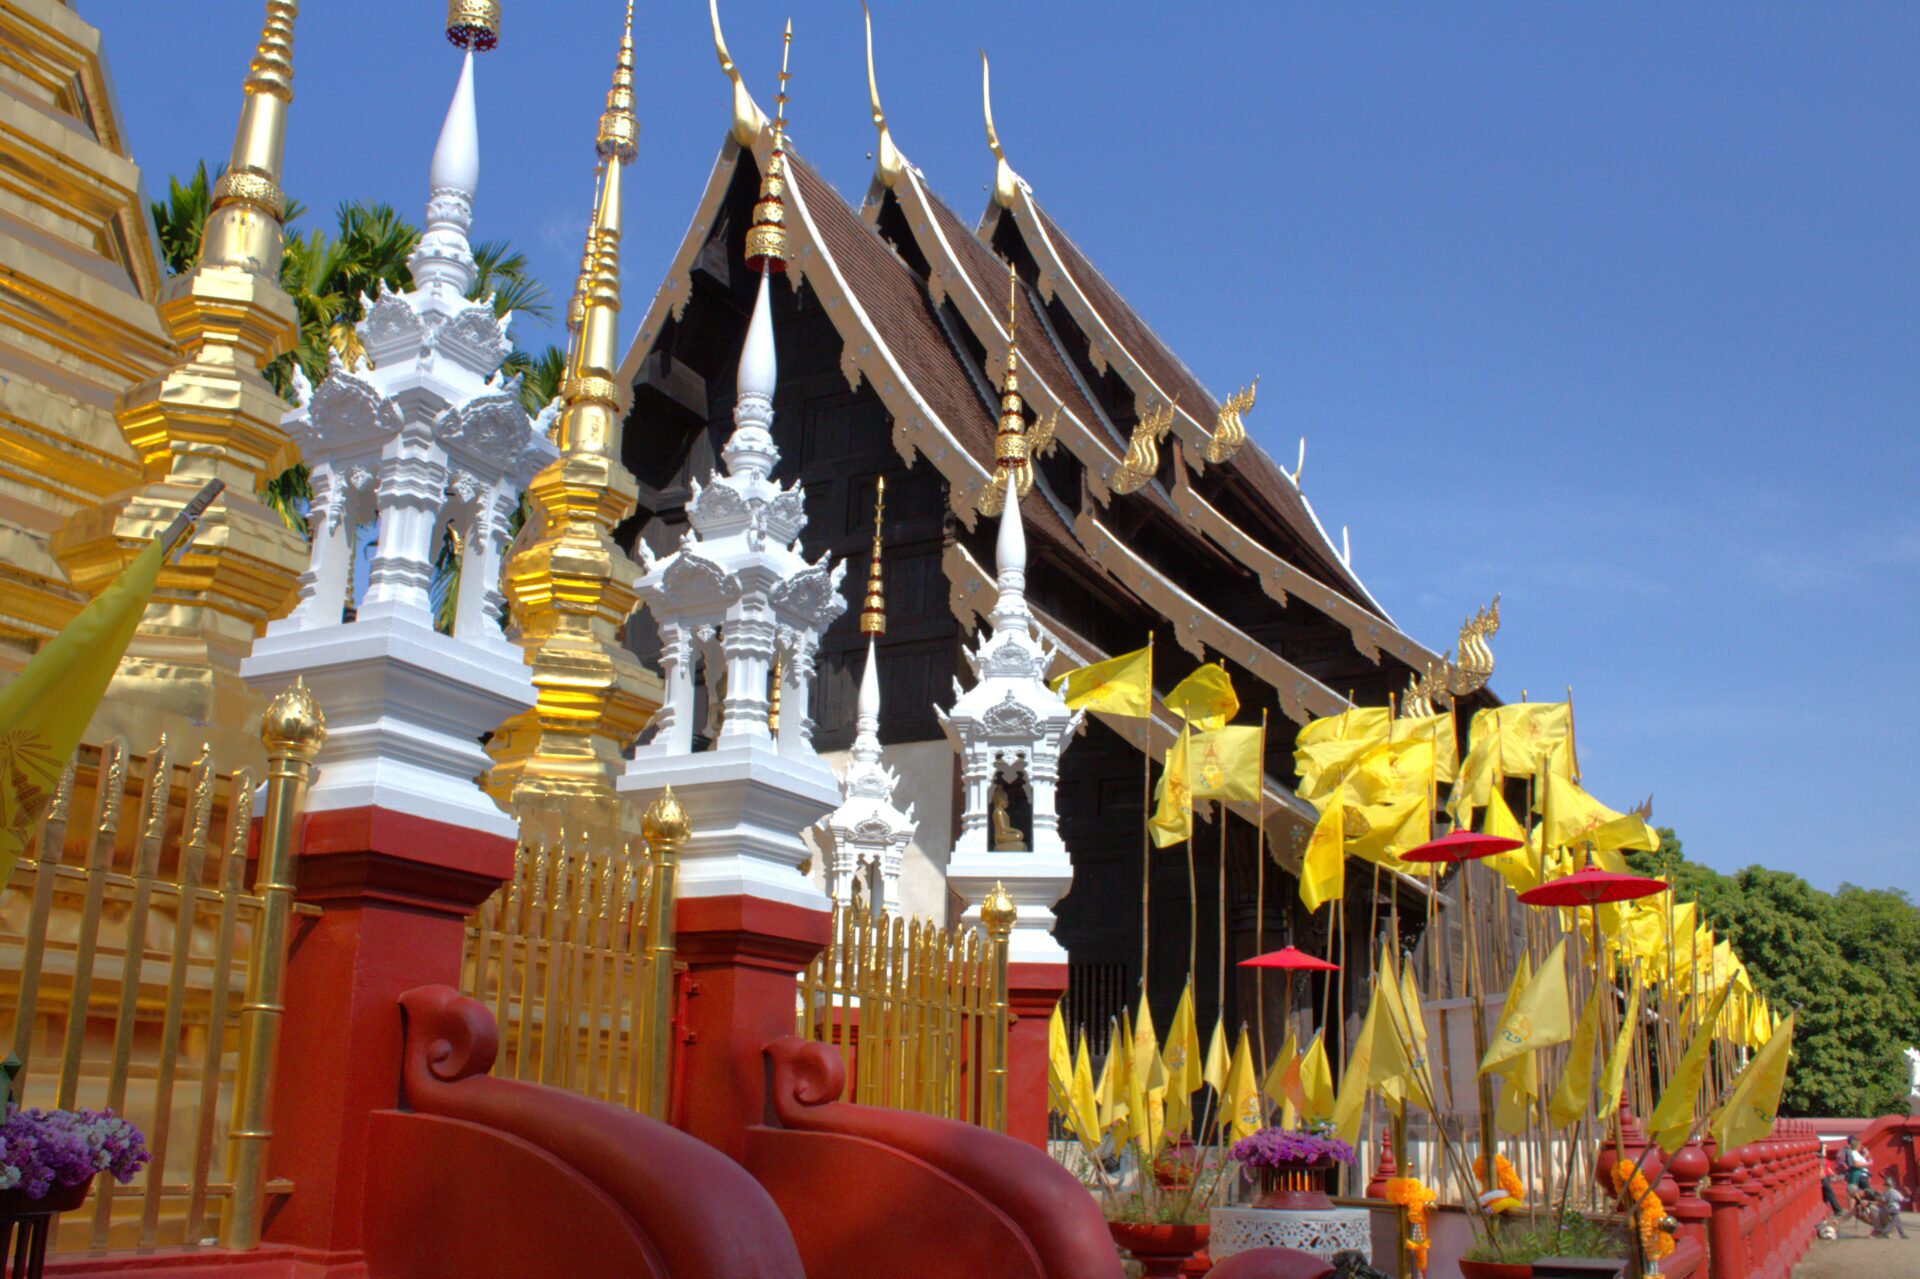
[596,0,639,164]
[860,475,887,635]
[446,0,500,50]
[744,19,793,272]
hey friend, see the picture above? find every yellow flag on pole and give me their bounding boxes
[1264,1028,1302,1115]
[1068,1030,1103,1148]
[1203,1019,1230,1094]
[1298,793,1347,912]
[1548,978,1608,1127]
[1227,1027,1263,1140]
[1051,644,1151,718]
[1711,1014,1794,1154]
[1648,983,1734,1154]
[1391,711,1459,784]
[1189,725,1263,803]
[1149,729,1193,848]
[1047,1003,1072,1114]
[1480,941,1573,1075]
[1299,1031,1335,1123]
[1165,980,1203,1096]
[1597,984,1641,1121]
[1165,662,1238,731]
[0,532,173,887]
[1332,984,1381,1145]
[1297,705,1391,746]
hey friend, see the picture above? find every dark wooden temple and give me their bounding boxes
[612,113,1493,1048]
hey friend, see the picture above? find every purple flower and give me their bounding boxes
[1227,1127,1356,1170]
[1,1104,149,1201]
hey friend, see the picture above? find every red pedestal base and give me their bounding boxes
[671,894,831,1162]
[1007,963,1068,1149]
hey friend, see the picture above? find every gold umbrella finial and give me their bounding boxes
[597,0,639,164]
[202,0,299,274]
[446,0,500,50]
[860,476,887,635]
[744,19,794,272]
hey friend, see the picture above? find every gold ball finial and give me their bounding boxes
[642,786,691,849]
[261,676,327,759]
[859,475,886,635]
[980,881,1017,938]
[446,0,501,51]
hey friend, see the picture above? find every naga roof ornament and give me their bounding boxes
[1109,400,1177,495]
[977,263,1057,516]
[1202,377,1257,464]
[1397,594,1501,714]
[744,20,794,272]
[710,0,769,147]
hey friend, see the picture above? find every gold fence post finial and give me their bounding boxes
[224,680,325,1249]
[979,882,1015,1131]
[639,788,686,1118]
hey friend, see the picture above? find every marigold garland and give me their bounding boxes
[1471,1153,1526,1214]
[1611,1160,1676,1262]
[1383,1175,1436,1271]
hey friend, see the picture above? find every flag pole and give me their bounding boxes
[1217,798,1228,1034]
[1255,707,1268,1078]
[160,479,226,559]
[1141,634,1154,999]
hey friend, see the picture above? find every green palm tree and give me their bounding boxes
[152,165,563,543]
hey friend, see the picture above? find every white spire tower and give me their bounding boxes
[242,25,550,838]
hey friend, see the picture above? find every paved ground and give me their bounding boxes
[1791,1215,1918,1279]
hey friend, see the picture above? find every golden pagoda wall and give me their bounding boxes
[0,0,175,670]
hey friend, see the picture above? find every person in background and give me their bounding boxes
[1874,1172,1909,1240]
[1820,1144,1847,1221]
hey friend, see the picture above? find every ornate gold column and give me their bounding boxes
[49,0,309,761]
[487,3,661,833]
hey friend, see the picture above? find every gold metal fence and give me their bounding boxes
[795,891,1013,1130]
[0,687,320,1255]
[458,790,683,1120]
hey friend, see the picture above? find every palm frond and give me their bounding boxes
[469,239,552,321]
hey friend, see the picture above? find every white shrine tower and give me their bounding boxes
[617,264,844,908]
[242,46,552,838]
[940,475,1082,963]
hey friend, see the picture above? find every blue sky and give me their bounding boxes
[87,2,1919,893]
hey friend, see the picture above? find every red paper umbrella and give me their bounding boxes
[1516,867,1667,908]
[1238,945,1341,972]
[1400,830,1525,864]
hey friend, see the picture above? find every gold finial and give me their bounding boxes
[642,787,692,848]
[1445,594,1500,696]
[261,676,327,759]
[711,0,769,146]
[744,20,793,272]
[597,0,639,164]
[976,265,1056,517]
[980,881,1017,938]
[446,0,500,50]
[768,656,783,732]
[860,476,887,635]
[1202,377,1257,465]
[203,0,298,272]
[1110,400,1177,495]
[864,3,904,189]
[981,50,1020,209]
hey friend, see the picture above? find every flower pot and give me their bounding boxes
[1458,1260,1534,1279]
[1108,1221,1211,1278]
[1154,1139,1201,1190]
[0,1177,95,1279]
[1254,1158,1336,1211]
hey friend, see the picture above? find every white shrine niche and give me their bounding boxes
[242,49,551,839]
[940,475,1082,964]
[819,639,918,917]
[617,269,842,911]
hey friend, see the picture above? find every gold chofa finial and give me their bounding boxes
[1446,595,1500,696]
[864,3,904,188]
[981,50,1020,209]
[203,0,299,273]
[744,20,793,272]
[597,0,639,163]
[1110,400,1178,495]
[861,476,887,635]
[711,0,769,146]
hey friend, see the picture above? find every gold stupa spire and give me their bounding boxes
[49,0,310,760]
[744,20,793,272]
[977,263,1054,516]
[860,476,887,635]
[488,1,662,830]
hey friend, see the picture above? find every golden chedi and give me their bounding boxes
[49,0,309,762]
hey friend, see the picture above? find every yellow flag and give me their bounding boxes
[1346,788,1432,871]
[1149,729,1193,848]
[1597,984,1641,1121]
[1548,979,1607,1127]
[1121,1012,1152,1153]
[1165,980,1203,1097]
[1368,957,1412,1114]
[1297,705,1391,746]
[1048,1003,1072,1114]
[1648,983,1734,1154]
[1391,711,1459,784]
[1052,644,1151,718]
[1203,1019,1230,1094]
[1068,1030,1103,1148]
[1391,960,1434,1110]
[1264,1028,1302,1115]
[1711,1013,1794,1153]
[1165,662,1238,731]
[1133,994,1161,1090]
[1097,1022,1126,1134]
[1331,986,1380,1146]
[1453,703,1573,815]
[0,532,170,886]
[1298,793,1346,912]
[1189,725,1263,803]
[1226,1027,1263,1140]
[1480,941,1573,1075]
[1481,788,1541,892]
[1299,1031,1335,1123]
